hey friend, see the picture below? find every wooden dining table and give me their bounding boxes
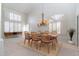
[24,32,58,44]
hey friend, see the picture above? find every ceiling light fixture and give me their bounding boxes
[38,4,48,26]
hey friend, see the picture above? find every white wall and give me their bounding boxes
[0,3,1,38]
[0,4,4,56]
[75,4,79,46]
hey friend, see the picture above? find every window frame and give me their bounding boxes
[4,12,22,33]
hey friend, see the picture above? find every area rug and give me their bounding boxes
[18,40,61,56]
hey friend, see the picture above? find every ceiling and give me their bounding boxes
[2,3,42,14]
[2,3,32,14]
[2,3,77,17]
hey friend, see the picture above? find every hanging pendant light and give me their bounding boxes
[38,4,48,26]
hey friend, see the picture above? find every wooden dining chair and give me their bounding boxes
[24,32,31,44]
[50,35,57,47]
[40,34,51,53]
[31,33,41,49]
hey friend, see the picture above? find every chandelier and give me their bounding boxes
[38,4,48,26]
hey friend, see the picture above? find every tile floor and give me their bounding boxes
[1,37,79,56]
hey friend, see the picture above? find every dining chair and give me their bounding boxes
[40,34,51,53]
[24,32,31,44]
[31,33,41,49]
[50,35,57,47]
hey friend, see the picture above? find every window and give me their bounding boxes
[57,22,61,34]
[18,23,22,32]
[14,14,17,21]
[10,12,14,20]
[23,25,26,31]
[26,24,30,32]
[49,20,61,34]
[10,22,14,32]
[18,15,21,21]
[50,14,63,34]
[52,22,61,34]
[53,22,57,32]
[4,12,22,33]
[9,12,21,21]
[10,12,22,32]
[23,24,30,32]
[14,23,18,32]
[4,21,10,32]
[49,23,53,32]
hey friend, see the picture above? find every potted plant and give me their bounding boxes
[68,28,75,44]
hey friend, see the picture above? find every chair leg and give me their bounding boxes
[28,39,30,44]
[53,40,57,49]
[56,38,57,43]
[36,43,38,49]
[34,42,38,49]
[47,44,50,53]
[39,42,42,50]
[24,39,26,44]
[30,40,33,46]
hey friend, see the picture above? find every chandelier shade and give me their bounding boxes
[38,12,49,26]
